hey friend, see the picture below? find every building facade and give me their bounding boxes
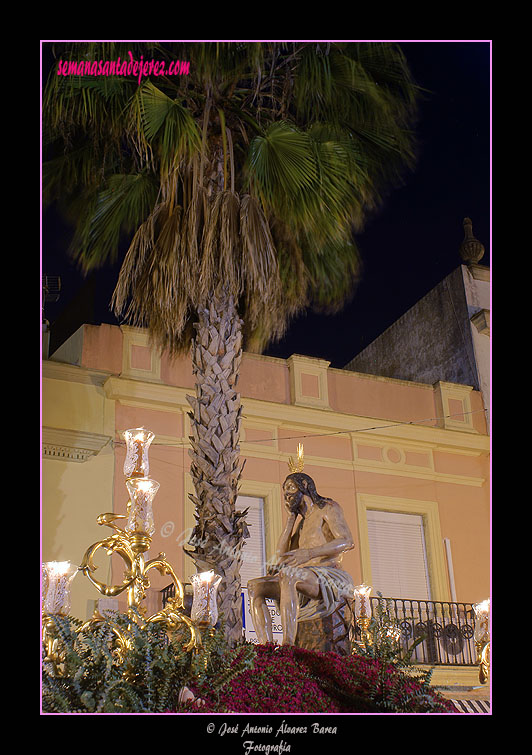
[42,322,490,651]
[343,222,490,420]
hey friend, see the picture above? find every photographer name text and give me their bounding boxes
[207,720,338,753]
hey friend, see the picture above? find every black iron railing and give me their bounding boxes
[161,583,177,608]
[161,582,194,614]
[367,596,477,666]
[160,584,479,666]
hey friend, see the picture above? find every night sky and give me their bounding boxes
[41,41,491,369]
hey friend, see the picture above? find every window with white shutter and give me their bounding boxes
[366,509,432,600]
[236,495,266,586]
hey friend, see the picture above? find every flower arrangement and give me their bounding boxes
[181,595,458,714]
[185,643,458,714]
[42,610,457,714]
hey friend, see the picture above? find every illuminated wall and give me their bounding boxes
[42,323,490,621]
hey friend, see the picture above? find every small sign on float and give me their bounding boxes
[241,587,283,644]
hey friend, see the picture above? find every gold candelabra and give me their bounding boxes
[42,427,222,673]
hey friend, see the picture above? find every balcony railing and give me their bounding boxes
[161,584,479,667]
[364,596,478,666]
[161,582,192,613]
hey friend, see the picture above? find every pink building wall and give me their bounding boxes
[56,323,489,604]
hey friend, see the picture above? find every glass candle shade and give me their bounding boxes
[473,599,490,644]
[353,584,372,618]
[190,571,222,626]
[42,561,78,615]
[125,477,160,536]
[123,428,155,479]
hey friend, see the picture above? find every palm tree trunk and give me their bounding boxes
[185,285,248,646]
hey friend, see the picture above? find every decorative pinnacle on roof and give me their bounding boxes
[459,217,485,265]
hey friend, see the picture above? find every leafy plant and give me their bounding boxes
[42,606,457,714]
[41,612,254,713]
[351,593,437,708]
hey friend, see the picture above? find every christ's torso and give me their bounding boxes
[296,505,343,568]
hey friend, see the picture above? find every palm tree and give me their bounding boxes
[43,41,419,645]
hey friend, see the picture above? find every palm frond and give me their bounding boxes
[72,172,159,273]
[112,186,288,355]
[139,82,201,177]
[248,122,371,245]
[44,41,421,355]
[42,142,104,207]
[247,122,317,206]
[304,235,362,313]
[43,70,136,145]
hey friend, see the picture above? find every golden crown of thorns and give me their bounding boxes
[288,443,305,473]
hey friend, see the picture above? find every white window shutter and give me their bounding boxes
[366,510,431,600]
[236,496,266,586]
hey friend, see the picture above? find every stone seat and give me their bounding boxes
[295,598,354,656]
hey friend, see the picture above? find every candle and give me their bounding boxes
[42,561,78,615]
[123,428,155,479]
[125,477,160,536]
[473,599,490,644]
[191,571,222,626]
[353,584,372,618]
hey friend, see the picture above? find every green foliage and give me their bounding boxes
[351,593,436,708]
[42,610,455,714]
[41,612,255,714]
[187,629,256,709]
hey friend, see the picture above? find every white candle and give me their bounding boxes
[353,584,372,618]
[42,561,78,615]
[125,478,160,536]
[191,571,222,626]
[123,428,154,478]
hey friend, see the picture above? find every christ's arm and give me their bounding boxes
[275,512,300,559]
[280,502,354,566]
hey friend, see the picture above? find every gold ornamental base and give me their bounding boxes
[355,616,373,648]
